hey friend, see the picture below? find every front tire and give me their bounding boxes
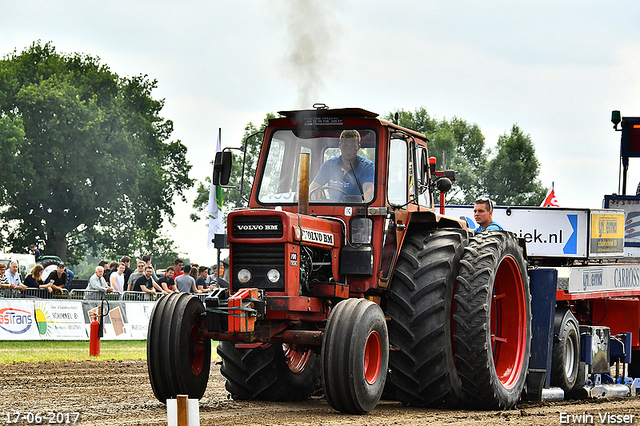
[147,293,211,403]
[453,231,531,409]
[322,298,389,414]
[217,342,320,401]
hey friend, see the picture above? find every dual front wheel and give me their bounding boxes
[386,229,532,410]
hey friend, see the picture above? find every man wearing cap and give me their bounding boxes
[474,198,504,233]
[43,262,68,294]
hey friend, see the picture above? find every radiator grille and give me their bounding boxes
[232,243,285,291]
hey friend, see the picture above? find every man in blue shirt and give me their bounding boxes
[474,197,504,233]
[310,130,374,202]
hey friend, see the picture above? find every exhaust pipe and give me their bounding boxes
[298,152,310,215]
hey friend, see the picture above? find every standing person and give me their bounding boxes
[173,258,184,278]
[174,264,197,293]
[0,263,10,296]
[43,262,67,294]
[196,266,216,292]
[473,197,504,233]
[131,266,157,297]
[127,261,145,291]
[142,255,159,281]
[66,267,74,291]
[157,266,178,293]
[310,129,375,202]
[6,261,27,292]
[120,256,133,285]
[110,262,126,293]
[189,264,199,282]
[103,261,117,284]
[205,265,217,287]
[29,245,41,261]
[24,264,45,288]
[85,265,113,300]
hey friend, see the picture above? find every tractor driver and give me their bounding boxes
[310,129,374,202]
[473,197,504,233]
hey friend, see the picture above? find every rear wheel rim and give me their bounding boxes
[491,255,526,389]
[364,330,382,385]
[565,332,577,378]
[283,343,311,374]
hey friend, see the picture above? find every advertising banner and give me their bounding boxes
[568,264,640,293]
[603,195,640,257]
[125,302,155,340]
[445,206,589,258]
[0,300,40,340]
[589,210,624,255]
[33,300,86,340]
[83,301,130,340]
[0,299,156,341]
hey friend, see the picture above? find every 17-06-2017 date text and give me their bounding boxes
[4,411,80,424]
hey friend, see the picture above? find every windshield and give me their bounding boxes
[257,128,377,204]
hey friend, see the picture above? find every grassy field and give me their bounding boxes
[0,340,148,363]
[0,340,221,363]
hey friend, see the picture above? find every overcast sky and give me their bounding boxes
[2,1,640,265]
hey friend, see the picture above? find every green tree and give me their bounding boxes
[483,124,546,205]
[385,107,486,204]
[385,107,548,206]
[191,114,274,222]
[0,41,192,263]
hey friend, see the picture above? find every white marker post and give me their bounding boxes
[167,395,199,426]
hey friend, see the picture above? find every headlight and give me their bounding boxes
[266,268,280,283]
[237,268,252,284]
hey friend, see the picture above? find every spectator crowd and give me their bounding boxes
[0,252,227,300]
[84,256,225,300]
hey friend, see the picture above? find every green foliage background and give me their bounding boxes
[0,42,193,265]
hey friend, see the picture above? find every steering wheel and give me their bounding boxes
[310,185,349,200]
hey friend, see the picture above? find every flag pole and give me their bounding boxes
[216,128,222,277]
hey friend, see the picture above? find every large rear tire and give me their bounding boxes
[551,307,580,393]
[147,293,211,403]
[322,298,389,414]
[453,231,531,409]
[386,229,466,407]
[217,341,320,401]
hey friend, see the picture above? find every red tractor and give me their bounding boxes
[147,106,530,413]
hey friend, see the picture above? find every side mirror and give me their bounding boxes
[419,148,428,182]
[213,151,232,185]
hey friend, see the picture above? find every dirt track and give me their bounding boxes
[1,359,639,425]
